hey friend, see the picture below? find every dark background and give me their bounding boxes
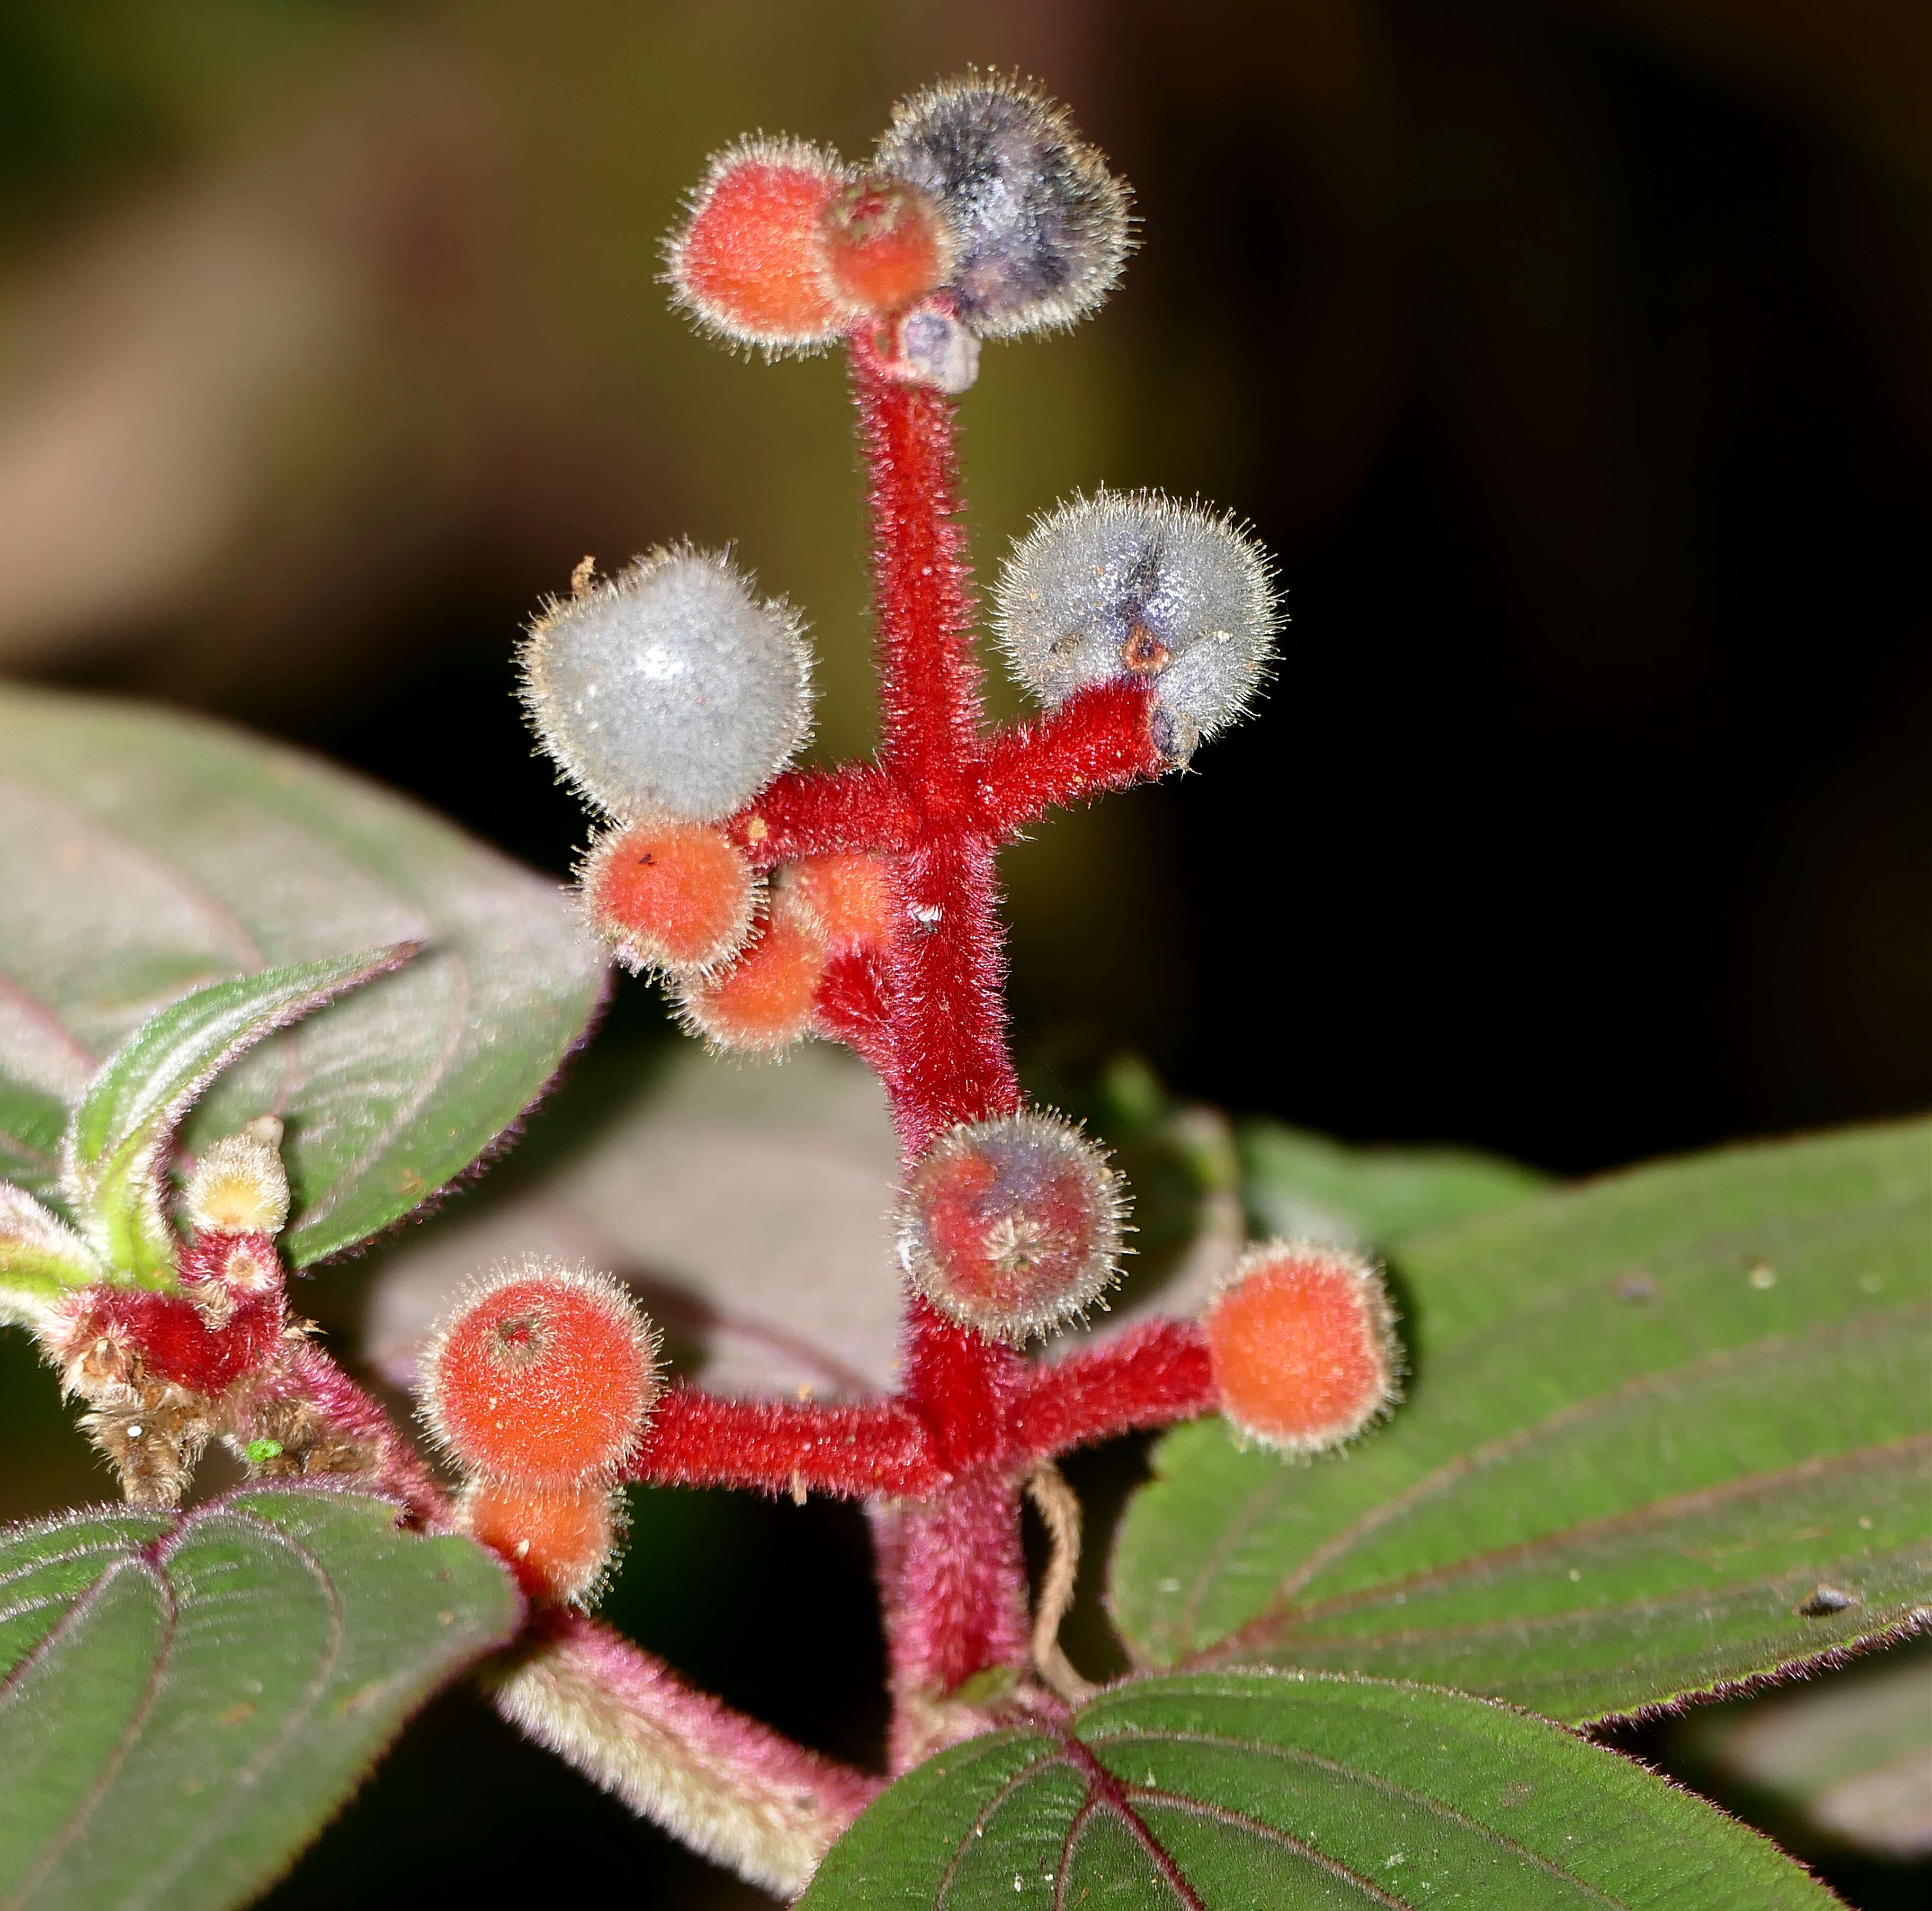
[1,0,1927,1903]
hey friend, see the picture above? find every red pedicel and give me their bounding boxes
[1202,1242,1398,1454]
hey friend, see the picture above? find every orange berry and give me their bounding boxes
[666,137,849,351]
[1202,1242,1398,1455]
[819,175,951,313]
[582,820,756,975]
[419,1263,660,1488]
[787,851,895,954]
[677,898,827,1053]
[459,1476,622,1607]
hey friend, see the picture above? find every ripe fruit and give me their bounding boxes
[876,78,1131,338]
[520,545,814,825]
[1202,1242,1398,1455]
[897,1111,1126,1341]
[419,1263,660,1488]
[786,851,895,955]
[819,175,951,314]
[665,137,851,351]
[676,894,828,1053]
[582,820,757,975]
[459,1476,623,1606]
[994,489,1280,761]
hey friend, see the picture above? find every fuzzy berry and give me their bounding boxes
[897,1111,1127,1341]
[786,852,895,956]
[995,489,1280,762]
[1202,1242,1399,1455]
[676,894,828,1053]
[520,545,814,825]
[418,1263,660,1489]
[820,174,951,314]
[876,78,1131,338]
[665,136,851,352]
[459,1476,623,1607]
[582,820,756,976]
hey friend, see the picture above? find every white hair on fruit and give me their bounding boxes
[993,488,1281,760]
[520,545,815,824]
[876,76,1131,339]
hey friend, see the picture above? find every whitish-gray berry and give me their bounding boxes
[994,490,1280,759]
[897,1111,1128,1341]
[520,547,813,823]
[876,78,1131,338]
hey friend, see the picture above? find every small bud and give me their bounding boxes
[459,1476,624,1607]
[994,490,1280,759]
[520,545,814,824]
[665,137,852,353]
[1202,1241,1399,1455]
[893,305,980,395]
[819,174,951,314]
[185,1128,290,1237]
[784,851,895,956]
[418,1262,661,1489]
[675,894,828,1054]
[897,1111,1128,1341]
[581,819,757,976]
[876,77,1132,338]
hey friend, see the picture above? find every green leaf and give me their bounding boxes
[0,1487,521,1911]
[1240,1117,1548,1248]
[64,948,414,1285]
[0,1183,101,1325]
[1112,1120,1932,1724]
[0,686,607,1266]
[801,1670,1836,1908]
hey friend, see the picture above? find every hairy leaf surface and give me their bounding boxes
[801,1671,1835,1907]
[0,688,606,1264]
[1112,1121,1932,1722]
[0,1488,520,1910]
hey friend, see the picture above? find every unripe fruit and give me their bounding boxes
[895,305,980,396]
[459,1476,622,1607]
[994,489,1280,761]
[418,1263,660,1489]
[520,545,814,825]
[665,137,851,352]
[184,1118,289,1237]
[897,1111,1127,1341]
[785,852,895,956]
[820,175,951,314]
[582,820,757,976]
[676,895,828,1053]
[876,78,1131,338]
[1202,1242,1399,1455]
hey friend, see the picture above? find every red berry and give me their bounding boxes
[1202,1242,1398,1455]
[419,1264,660,1488]
[676,895,828,1053]
[666,138,850,351]
[898,1111,1126,1341]
[819,175,950,314]
[459,1476,622,1607]
[583,820,756,975]
[786,851,895,955]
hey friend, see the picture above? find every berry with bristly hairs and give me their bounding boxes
[581,819,757,976]
[785,851,895,956]
[676,891,828,1054]
[893,304,980,394]
[520,545,814,825]
[665,137,852,352]
[184,1116,289,1237]
[897,1111,1128,1341]
[819,174,952,315]
[459,1476,624,1607]
[1202,1241,1399,1455]
[994,489,1281,762]
[876,77,1132,338]
[418,1262,661,1489]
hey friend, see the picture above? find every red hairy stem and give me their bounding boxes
[972,679,1166,830]
[813,947,895,1074]
[1006,1320,1217,1467]
[629,1387,942,1498]
[728,760,914,871]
